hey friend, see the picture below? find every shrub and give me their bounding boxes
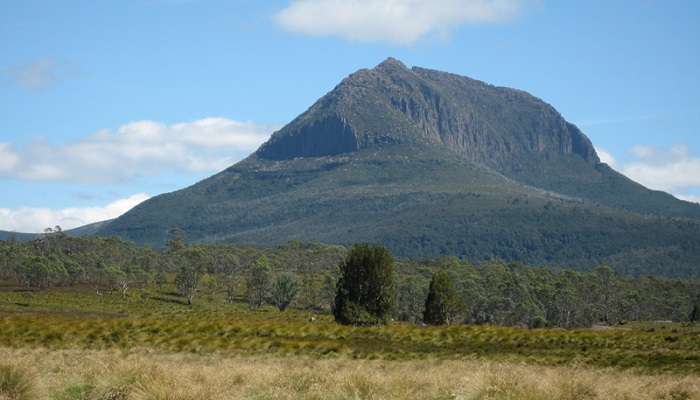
[271,274,299,311]
[0,364,35,400]
[333,244,395,326]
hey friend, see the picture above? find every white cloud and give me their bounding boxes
[0,117,274,184]
[0,144,19,171]
[0,193,150,233]
[676,194,700,204]
[595,147,616,167]
[3,59,65,90]
[275,0,522,45]
[595,145,700,203]
[621,144,700,192]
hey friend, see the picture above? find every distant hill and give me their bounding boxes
[0,219,113,242]
[97,58,700,276]
[0,230,39,242]
[66,219,114,237]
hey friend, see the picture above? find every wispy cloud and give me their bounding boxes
[621,144,700,193]
[574,114,656,128]
[275,0,523,45]
[2,59,69,90]
[594,146,616,167]
[602,144,700,203]
[0,193,150,233]
[0,117,275,184]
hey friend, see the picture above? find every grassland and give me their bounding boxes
[3,348,700,400]
[2,288,700,370]
[1,288,699,399]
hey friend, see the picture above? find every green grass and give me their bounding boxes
[1,288,699,374]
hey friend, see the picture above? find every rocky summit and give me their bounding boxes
[259,58,598,168]
[98,58,700,277]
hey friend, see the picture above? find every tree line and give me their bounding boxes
[1,228,698,327]
[338,245,700,327]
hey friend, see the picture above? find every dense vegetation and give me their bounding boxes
[334,244,396,325]
[423,270,463,325]
[1,232,699,329]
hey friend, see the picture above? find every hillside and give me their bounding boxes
[0,230,39,242]
[98,58,700,276]
[0,219,113,242]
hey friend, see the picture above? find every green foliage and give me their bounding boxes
[1,290,700,373]
[691,304,700,323]
[423,271,464,325]
[222,273,239,304]
[15,256,64,289]
[319,273,337,311]
[166,227,186,252]
[298,273,321,311]
[271,273,299,311]
[246,257,272,309]
[175,266,201,306]
[0,364,35,400]
[395,276,427,323]
[334,245,396,326]
[1,235,699,329]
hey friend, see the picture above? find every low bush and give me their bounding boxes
[0,364,35,400]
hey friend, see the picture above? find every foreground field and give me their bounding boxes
[1,289,700,375]
[2,347,700,400]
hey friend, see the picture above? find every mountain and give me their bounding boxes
[0,231,40,242]
[97,58,700,276]
[0,219,114,242]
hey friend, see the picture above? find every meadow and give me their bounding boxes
[3,348,700,400]
[1,287,700,399]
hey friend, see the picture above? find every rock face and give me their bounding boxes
[98,58,700,277]
[258,58,599,173]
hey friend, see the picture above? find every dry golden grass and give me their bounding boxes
[2,347,699,400]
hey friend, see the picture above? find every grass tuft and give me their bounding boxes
[0,364,35,400]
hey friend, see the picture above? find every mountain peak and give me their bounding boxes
[256,59,599,168]
[374,57,409,72]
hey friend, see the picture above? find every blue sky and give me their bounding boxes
[1,0,699,232]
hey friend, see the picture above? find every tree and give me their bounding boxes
[246,256,272,308]
[320,273,337,311]
[117,265,152,298]
[16,256,51,289]
[154,271,167,289]
[271,274,299,311]
[593,265,621,324]
[222,273,239,304]
[175,265,201,305]
[299,273,321,310]
[691,304,700,323]
[0,244,18,282]
[396,276,427,323]
[423,271,464,325]
[333,244,395,326]
[166,227,187,253]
